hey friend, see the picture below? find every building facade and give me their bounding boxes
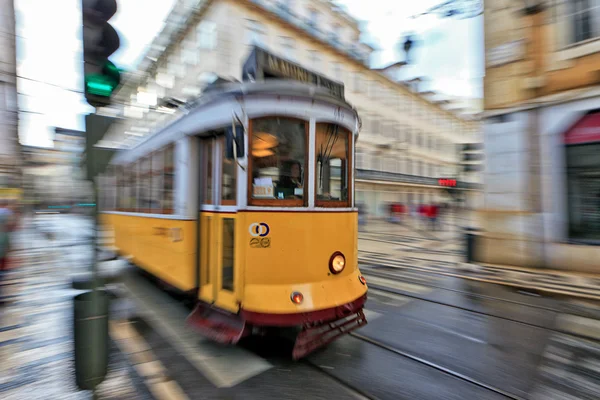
[481,0,600,271]
[104,0,480,217]
[0,0,20,199]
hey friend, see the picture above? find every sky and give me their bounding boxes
[15,0,483,148]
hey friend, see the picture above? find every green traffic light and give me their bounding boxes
[85,61,121,98]
[86,78,115,97]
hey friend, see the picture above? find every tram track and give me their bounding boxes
[348,332,525,400]
[361,267,560,312]
[362,273,600,345]
[303,359,378,400]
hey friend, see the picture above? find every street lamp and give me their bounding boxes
[409,0,483,20]
[401,0,483,65]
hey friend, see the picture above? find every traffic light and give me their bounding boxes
[82,0,121,107]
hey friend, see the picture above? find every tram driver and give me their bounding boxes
[277,161,303,199]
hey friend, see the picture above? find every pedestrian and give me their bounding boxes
[430,203,439,230]
[0,200,14,306]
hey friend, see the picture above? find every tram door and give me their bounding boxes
[198,137,239,313]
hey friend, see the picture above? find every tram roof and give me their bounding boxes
[111,80,359,165]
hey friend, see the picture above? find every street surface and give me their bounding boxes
[3,212,600,399]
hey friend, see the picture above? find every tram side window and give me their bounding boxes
[164,145,174,213]
[221,137,236,204]
[151,150,164,212]
[133,161,140,212]
[123,166,132,211]
[250,117,306,205]
[315,123,350,206]
[203,139,214,204]
[140,156,151,211]
[116,166,126,210]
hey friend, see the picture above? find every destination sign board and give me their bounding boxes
[242,46,345,100]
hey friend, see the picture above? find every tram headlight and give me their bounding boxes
[329,252,346,274]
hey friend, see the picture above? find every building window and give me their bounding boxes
[371,154,381,171]
[167,59,185,78]
[181,47,198,65]
[372,118,381,136]
[367,81,376,97]
[246,20,266,46]
[308,8,319,26]
[354,72,363,92]
[308,50,319,69]
[567,141,600,240]
[198,21,217,50]
[331,62,343,82]
[280,36,295,61]
[331,24,341,43]
[278,0,294,12]
[356,149,365,169]
[569,0,599,44]
[384,156,395,173]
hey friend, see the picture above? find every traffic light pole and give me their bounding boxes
[75,0,121,393]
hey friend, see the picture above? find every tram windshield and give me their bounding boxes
[316,123,350,206]
[249,117,352,207]
[250,117,307,205]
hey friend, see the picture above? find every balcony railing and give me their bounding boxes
[355,169,481,190]
[251,0,369,66]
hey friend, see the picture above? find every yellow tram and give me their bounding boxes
[100,48,368,358]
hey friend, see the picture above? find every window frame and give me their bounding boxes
[201,138,215,205]
[150,149,164,213]
[314,123,353,208]
[163,144,175,214]
[247,117,309,207]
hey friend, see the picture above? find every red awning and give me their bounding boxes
[564,112,600,145]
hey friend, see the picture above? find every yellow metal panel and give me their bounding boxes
[197,212,240,313]
[243,269,367,314]
[237,212,359,284]
[101,213,197,292]
[237,211,366,314]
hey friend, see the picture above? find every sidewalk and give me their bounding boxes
[0,217,152,400]
[358,219,600,301]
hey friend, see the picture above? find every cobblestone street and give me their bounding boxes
[0,216,151,400]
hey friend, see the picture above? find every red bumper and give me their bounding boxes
[240,294,367,327]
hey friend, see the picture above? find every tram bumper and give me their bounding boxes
[292,307,366,360]
[242,293,368,359]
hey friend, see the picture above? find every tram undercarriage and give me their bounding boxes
[187,295,367,359]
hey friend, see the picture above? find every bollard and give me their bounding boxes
[74,289,110,391]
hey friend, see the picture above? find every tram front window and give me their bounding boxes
[316,123,350,206]
[250,117,306,204]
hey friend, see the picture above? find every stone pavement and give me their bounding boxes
[358,218,600,301]
[0,216,152,400]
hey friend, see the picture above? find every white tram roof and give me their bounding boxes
[111,80,360,166]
